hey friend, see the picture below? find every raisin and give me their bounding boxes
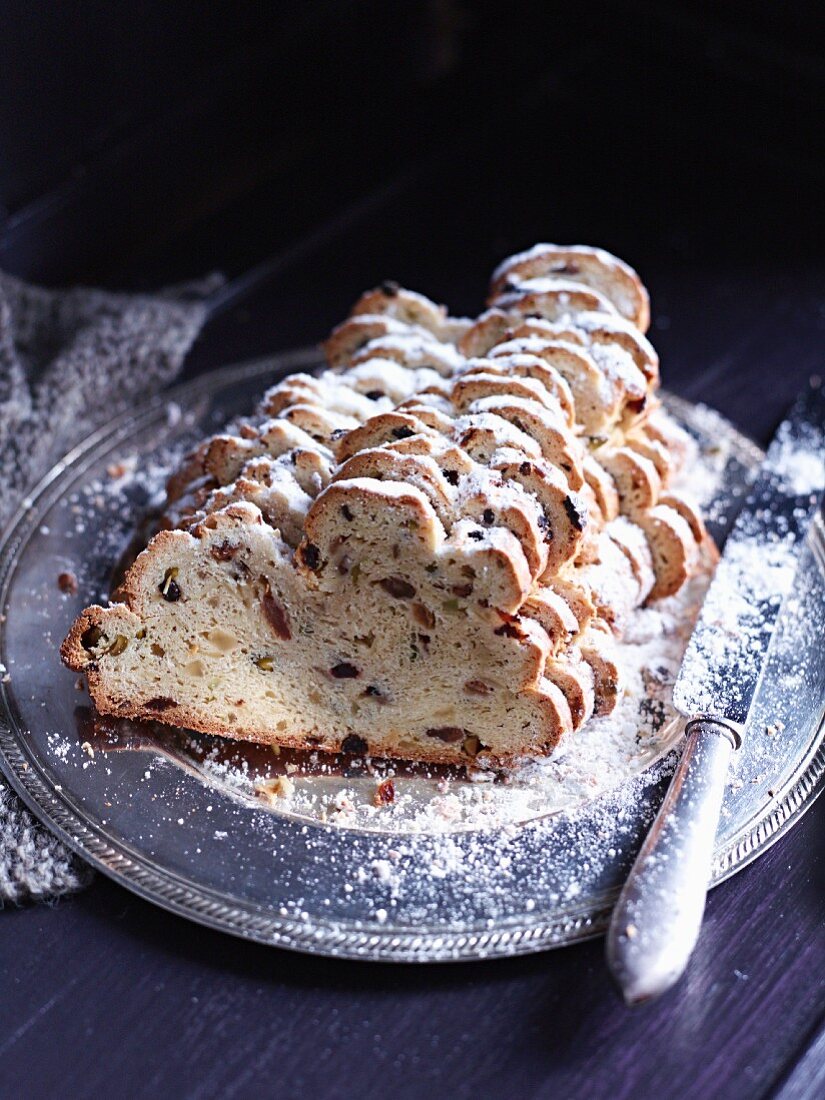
[425,727,464,742]
[331,662,359,679]
[451,583,474,598]
[162,579,181,601]
[465,680,493,695]
[563,496,584,531]
[302,544,321,571]
[80,625,103,651]
[365,390,384,401]
[519,461,532,475]
[495,621,523,639]
[341,733,368,755]
[374,779,395,806]
[364,685,382,697]
[468,530,484,541]
[482,509,495,526]
[260,581,291,640]
[341,505,354,521]
[380,279,400,297]
[411,603,435,629]
[146,697,177,711]
[159,568,181,601]
[391,426,414,440]
[57,571,78,594]
[380,576,416,599]
[443,469,459,486]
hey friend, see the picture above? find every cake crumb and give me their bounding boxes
[57,571,78,594]
[255,776,295,803]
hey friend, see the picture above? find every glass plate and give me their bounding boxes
[1,350,823,961]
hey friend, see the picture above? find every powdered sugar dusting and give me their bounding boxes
[674,384,824,724]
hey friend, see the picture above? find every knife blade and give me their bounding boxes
[607,378,825,1005]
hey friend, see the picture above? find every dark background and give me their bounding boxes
[1,3,824,1098]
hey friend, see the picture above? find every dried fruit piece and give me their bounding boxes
[374,779,395,806]
[260,580,291,640]
[380,576,416,599]
[463,735,482,757]
[411,603,435,629]
[80,625,103,651]
[301,543,321,571]
[425,726,464,742]
[331,662,359,679]
[159,568,181,601]
[57,571,78,594]
[107,635,129,657]
[562,496,585,531]
[145,697,177,711]
[341,733,368,755]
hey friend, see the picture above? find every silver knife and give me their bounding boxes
[606,377,825,1005]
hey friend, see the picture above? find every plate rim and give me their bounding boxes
[1,351,823,963]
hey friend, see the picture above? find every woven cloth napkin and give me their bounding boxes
[0,270,218,905]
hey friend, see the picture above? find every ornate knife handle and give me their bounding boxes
[606,718,740,1005]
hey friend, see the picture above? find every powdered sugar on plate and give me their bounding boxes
[7,354,824,958]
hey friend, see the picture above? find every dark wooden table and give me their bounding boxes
[1,5,824,1097]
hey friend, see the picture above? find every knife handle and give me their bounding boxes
[606,718,738,1005]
